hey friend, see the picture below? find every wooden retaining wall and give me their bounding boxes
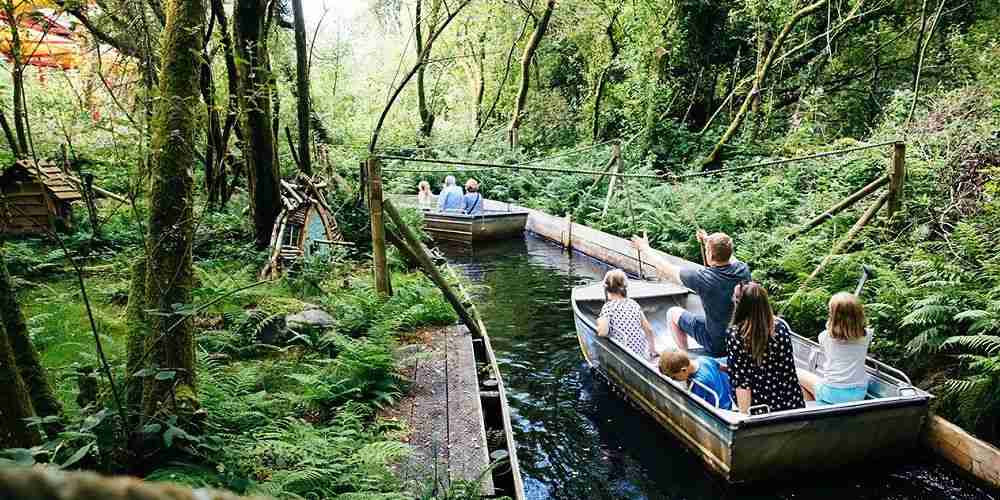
[480,198,701,277]
[923,415,1000,489]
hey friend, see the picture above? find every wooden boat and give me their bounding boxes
[571,278,933,483]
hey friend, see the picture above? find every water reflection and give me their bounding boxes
[443,234,994,500]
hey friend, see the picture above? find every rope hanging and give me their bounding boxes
[378,139,902,181]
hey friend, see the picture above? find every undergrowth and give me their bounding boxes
[4,205,473,497]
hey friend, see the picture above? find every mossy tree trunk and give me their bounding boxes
[592,10,620,143]
[0,248,62,437]
[702,0,828,168]
[2,0,30,156]
[415,0,440,142]
[141,0,204,420]
[508,0,555,151]
[234,0,281,248]
[0,319,38,449]
[290,0,312,175]
[124,258,147,425]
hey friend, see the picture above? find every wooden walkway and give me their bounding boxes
[391,325,494,495]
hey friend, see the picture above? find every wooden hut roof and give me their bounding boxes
[1,160,83,202]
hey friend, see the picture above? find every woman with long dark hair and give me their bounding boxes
[726,282,805,414]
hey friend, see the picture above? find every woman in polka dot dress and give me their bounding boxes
[597,269,658,360]
[726,282,805,414]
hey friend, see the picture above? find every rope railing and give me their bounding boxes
[378,155,661,179]
[378,139,902,181]
[673,139,901,179]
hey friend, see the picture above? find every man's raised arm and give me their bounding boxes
[631,233,682,284]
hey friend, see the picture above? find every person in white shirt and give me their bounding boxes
[417,180,433,209]
[438,175,464,212]
[799,292,873,405]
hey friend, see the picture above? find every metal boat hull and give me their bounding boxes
[423,211,529,243]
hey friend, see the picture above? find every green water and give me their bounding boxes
[443,234,996,500]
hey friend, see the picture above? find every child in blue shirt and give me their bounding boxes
[659,350,733,410]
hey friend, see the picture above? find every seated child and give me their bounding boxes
[660,350,732,410]
[597,269,658,360]
[799,292,872,405]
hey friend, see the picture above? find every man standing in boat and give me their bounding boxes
[631,230,750,358]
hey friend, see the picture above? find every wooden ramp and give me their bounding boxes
[392,325,494,495]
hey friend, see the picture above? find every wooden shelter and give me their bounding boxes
[0,160,82,234]
[261,175,345,278]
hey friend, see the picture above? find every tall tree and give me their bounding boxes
[508,0,555,150]
[235,0,281,247]
[1,0,30,157]
[415,0,440,141]
[0,319,37,449]
[290,0,312,174]
[592,7,621,142]
[368,0,473,152]
[124,259,147,424]
[209,0,241,208]
[460,28,486,130]
[702,0,828,168]
[0,248,62,435]
[141,0,205,419]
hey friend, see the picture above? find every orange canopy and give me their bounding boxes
[0,1,94,69]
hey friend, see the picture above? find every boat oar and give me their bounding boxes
[697,231,707,267]
[676,178,707,266]
[854,265,876,296]
[624,181,644,280]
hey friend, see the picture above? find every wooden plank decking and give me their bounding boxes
[392,325,494,495]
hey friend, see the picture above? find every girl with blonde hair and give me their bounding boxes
[417,180,433,209]
[800,292,872,405]
[596,269,658,360]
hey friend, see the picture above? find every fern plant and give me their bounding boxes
[941,294,1000,441]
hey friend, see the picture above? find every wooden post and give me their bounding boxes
[792,174,889,238]
[791,191,889,301]
[81,173,101,239]
[367,157,391,296]
[382,199,482,337]
[562,213,572,252]
[886,142,906,219]
[601,144,622,219]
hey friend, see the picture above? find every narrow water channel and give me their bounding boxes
[443,234,996,500]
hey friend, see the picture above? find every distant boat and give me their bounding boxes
[390,195,529,243]
[571,278,932,483]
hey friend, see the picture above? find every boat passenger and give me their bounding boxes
[726,282,805,414]
[463,178,484,215]
[597,269,658,360]
[660,350,733,410]
[417,180,433,209]
[438,175,465,212]
[798,292,872,405]
[631,230,750,357]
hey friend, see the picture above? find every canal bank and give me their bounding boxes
[442,234,996,500]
